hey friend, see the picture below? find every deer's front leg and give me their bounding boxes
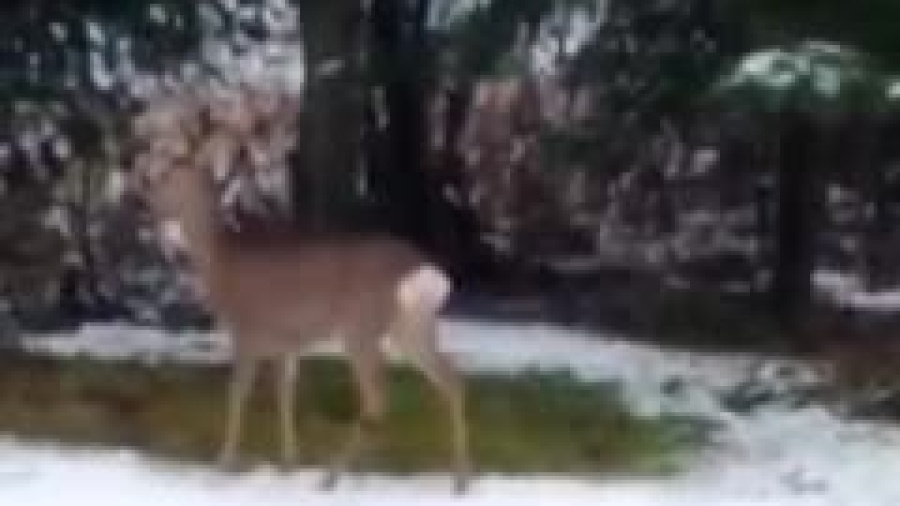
[219,357,258,470]
[276,355,299,469]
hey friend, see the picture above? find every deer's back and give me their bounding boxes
[205,234,435,354]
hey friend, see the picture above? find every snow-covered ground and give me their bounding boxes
[4,319,900,505]
[815,270,900,312]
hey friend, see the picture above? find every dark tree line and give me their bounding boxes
[1,0,900,348]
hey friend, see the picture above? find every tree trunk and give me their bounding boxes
[434,81,510,284]
[367,2,507,286]
[771,110,818,337]
[859,115,890,290]
[293,0,364,231]
[365,0,435,248]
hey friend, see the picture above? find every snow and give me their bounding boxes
[49,22,68,42]
[85,20,106,46]
[815,270,900,312]
[888,80,900,101]
[89,51,115,91]
[721,41,875,100]
[8,319,900,505]
[726,48,798,90]
[41,206,70,236]
[0,444,786,506]
[147,4,169,25]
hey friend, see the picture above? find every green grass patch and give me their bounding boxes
[0,352,705,475]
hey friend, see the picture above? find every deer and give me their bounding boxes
[129,86,471,492]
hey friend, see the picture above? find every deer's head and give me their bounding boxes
[129,86,300,226]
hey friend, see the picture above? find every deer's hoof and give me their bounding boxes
[216,452,241,474]
[454,474,472,495]
[318,469,341,492]
[276,456,296,474]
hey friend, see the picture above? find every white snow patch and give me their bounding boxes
[41,206,69,236]
[722,41,864,97]
[49,22,68,42]
[147,4,169,25]
[89,51,115,91]
[85,20,106,46]
[0,441,793,506]
[815,270,900,312]
[888,80,900,101]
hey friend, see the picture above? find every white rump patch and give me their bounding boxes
[396,265,451,313]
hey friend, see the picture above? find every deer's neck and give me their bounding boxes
[174,187,225,280]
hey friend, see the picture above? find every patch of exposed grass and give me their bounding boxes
[0,352,705,475]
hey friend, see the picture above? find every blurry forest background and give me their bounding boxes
[1,0,900,352]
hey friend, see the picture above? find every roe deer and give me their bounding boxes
[130,87,471,492]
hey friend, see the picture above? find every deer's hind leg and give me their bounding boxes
[321,336,388,490]
[396,316,471,493]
